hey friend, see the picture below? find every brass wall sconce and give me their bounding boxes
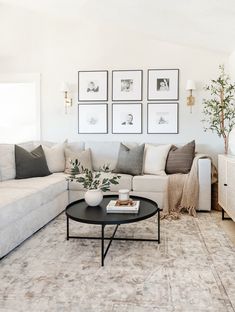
[186,80,196,113]
[61,82,72,114]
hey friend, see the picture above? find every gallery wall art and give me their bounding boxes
[147,103,179,134]
[112,70,143,101]
[147,69,179,101]
[78,104,108,134]
[77,69,180,134]
[78,71,108,102]
[112,103,142,134]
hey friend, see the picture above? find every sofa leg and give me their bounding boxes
[222,208,232,220]
[158,209,160,244]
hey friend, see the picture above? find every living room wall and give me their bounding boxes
[0,4,229,159]
[229,50,235,81]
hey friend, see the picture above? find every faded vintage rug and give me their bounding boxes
[0,212,235,312]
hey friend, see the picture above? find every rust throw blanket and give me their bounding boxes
[161,154,217,220]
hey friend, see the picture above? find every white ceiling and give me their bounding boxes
[1,0,235,53]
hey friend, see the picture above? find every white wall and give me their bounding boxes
[0,4,229,159]
[229,50,235,82]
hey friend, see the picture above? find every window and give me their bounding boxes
[0,74,40,143]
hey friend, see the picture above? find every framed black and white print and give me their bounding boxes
[78,104,108,134]
[78,70,108,102]
[148,69,179,101]
[112,70,143,101]
[112,103,142,134]
[147,103,178,134]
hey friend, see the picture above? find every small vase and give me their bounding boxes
[85,189,103,206]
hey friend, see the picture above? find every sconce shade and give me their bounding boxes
[186,80,196,91]
[60,82,69,92]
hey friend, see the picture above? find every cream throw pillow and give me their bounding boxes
[65,148,92,174]
[144,144,171,175]
[42,143,66,173]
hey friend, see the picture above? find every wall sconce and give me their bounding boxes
[61,82,72,114]
[186,80,196,113]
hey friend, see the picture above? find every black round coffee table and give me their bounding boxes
[66,195,160,266]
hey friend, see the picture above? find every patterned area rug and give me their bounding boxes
[0,212,235,312]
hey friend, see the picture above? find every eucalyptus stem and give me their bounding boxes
[67,163,121,191]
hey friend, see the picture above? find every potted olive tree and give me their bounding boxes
[202,65,235,154]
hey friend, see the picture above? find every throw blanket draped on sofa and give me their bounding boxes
[162,154,217,219]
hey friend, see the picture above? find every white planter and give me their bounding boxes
[85,189,103,206]
[229,128,235,155]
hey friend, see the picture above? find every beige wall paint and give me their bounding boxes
[0,4,229,160]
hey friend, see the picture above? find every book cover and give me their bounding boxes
[106,200,140,214]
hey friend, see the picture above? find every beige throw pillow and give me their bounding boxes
[42,143,66,173]
[64,148,92,174]
[143,144,171,175]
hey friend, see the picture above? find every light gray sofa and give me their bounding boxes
[0,141,211,259]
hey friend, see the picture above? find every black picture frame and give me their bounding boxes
[112,70,143,101]
[78,103,108,134]
[78,70,108,102]
[147,102,179,134]
[147,69,179,101]
[112,103,142,134]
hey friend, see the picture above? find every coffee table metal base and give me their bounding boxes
[66,211,160,266]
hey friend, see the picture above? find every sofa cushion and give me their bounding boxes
[69,173,132,192]
[0,173,67,230]
[143,144,171,175]
[33,141,57,148]
[15,145,51,179]
[66,141,85,153]
[85,141,121,171]
[65,148,92,174]
[42,143,66,173]
[113,143,145,175]
[165,140,195,174]
[132,174,168,192]
[0,142,35,181]
[0,144,15,182]
[85,141,138,171]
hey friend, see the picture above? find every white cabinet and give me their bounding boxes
[218,154,235,221]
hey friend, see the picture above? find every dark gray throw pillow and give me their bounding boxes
[165,140,195,174]
[15,145,51,179]
[113,143,145,176]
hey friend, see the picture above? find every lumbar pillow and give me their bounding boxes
[42,143,66,173]
[165,140,195,174]
[15,145,51,179]
[143,144,172,175]
[64,148,92,174]
[113,143,145,175]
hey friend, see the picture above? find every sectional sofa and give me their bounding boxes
[0,141,211,259]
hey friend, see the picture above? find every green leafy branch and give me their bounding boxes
[67,162,120,192]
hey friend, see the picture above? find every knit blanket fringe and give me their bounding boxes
[161,154,217,220]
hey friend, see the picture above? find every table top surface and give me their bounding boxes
[66,195,159,225]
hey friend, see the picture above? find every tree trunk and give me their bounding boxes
[224,136,229,154]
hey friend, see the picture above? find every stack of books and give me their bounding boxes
[106,199,140,214]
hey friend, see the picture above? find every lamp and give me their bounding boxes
[61,82,72,114]
[186,80,196,113]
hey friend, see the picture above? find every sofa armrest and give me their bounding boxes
[197,158,211,211]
